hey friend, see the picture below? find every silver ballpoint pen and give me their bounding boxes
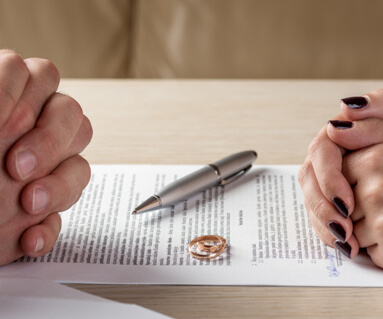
[132,150,257,215]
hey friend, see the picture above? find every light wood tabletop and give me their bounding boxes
[60,79,383,319]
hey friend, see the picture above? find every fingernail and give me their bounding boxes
[34,237,44,253]
[341,96,369,109]
[334,240,351,258]
[332,196,349,218]
[328,120,353,130]
[328,222,346,242]
[16,151,36,179]
[33,188,50,212]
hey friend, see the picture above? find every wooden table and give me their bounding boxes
[60,80,383,318]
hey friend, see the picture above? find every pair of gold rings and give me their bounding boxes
[189,235,227,260]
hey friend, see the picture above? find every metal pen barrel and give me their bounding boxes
[157,166,219,206]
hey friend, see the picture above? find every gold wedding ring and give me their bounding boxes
[189,235,227,260]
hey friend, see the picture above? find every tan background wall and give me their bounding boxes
[0,0,382,79]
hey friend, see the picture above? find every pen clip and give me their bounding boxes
[219,165,252,186]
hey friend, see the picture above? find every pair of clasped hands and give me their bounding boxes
[0,50,92,266]
[299,89,383,268]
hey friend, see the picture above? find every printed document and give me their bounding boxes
[1,165,382,286]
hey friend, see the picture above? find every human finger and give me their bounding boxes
[334,235,359,259]
[0,50,29,129]
[0,209,46,265]
[1,57,60,141]
[343,144,383,221]
[328,117,383,151]
[342,144,383,266]
[298,160,355,248]
[340,89,383,121]
[67,115,93,155]
[20,155,91,215]
[305,124,355,219]
[6,93,92,182]
[20,212,61,258]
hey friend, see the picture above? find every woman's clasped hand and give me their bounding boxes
[299,89,383,268]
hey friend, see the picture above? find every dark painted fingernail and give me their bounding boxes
[341,96,368,109]
[328,120,353,130]
[334,240,351,258]
[332,196,349,218]
[328,222,346,242]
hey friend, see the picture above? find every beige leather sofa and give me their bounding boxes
[0,0,382,79]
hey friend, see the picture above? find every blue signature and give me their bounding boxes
[327,252,340,277]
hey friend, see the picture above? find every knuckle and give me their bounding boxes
[0,48,16,55]
[0,50,27,73]
[370,217,383,234]
[0,51,29,105]
[363,182,383,206]
[25,57,60,85]
[316,172,333,191]
[5,105,36,136]
[82,116,93,145]
[344,145,383,179]
[48,93,84,129]
[364,147,383,172]
[307,136,322,158]
[68,97,84,122]
[58,93,84,124]
[40,129,61,162]
[297,161,310,186]
[0,85,17,115]
[309,197,329,217]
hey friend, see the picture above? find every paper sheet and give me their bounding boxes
[1,164,382,286]
[0,277,171,318]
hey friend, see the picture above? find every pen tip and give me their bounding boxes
[131,210,137,215]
